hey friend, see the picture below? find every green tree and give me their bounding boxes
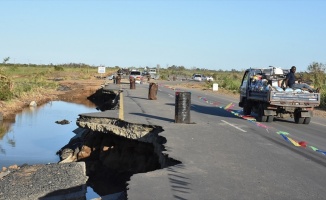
[2,57,10,64]
[307,62,326,87]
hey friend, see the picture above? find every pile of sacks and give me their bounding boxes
[249,75,269,92]
[249,75,309,93]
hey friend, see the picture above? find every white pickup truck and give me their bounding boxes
[239,67,320,124]
[192,74,203,81]
[129,71,142,81]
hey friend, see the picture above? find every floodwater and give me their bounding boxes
[0,101,98,168]
[0,100,109,199]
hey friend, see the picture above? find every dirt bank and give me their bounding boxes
[0,79,106,120]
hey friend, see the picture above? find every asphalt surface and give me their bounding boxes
[0,162,88,200]
[114,80,326,200]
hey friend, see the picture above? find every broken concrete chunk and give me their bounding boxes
[76,115,163,143]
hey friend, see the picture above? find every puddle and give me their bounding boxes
[0,101,102,198]
[0,101,97,167]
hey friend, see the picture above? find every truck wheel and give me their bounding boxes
[257,104,267,122]
[243,100,252,115]
[294,113,304,124]
[267,116,274,122]
[303,117,311,124]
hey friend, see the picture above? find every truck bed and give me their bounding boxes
[248,90,320,107]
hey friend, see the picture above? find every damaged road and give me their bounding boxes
[57,116,177,197]
[1,81,180,199]
[55,84,180,197]
[2,79,326,200]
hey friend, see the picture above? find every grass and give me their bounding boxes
[0,64,117,101]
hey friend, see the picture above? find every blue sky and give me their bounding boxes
[1,0,325,71]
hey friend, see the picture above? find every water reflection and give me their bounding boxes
[0,101,98,168]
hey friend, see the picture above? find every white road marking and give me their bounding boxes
[221,120,247,132]
[311,121,326,127]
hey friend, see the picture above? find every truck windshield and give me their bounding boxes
[241,71,249,87]
[130,71,141,75]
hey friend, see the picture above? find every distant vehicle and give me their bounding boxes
[192,74,203,81]
[107,74,115,80]
[149,68,156,75]
[129,71,142,81]
[204,76,214,82]
[142,71,149,76]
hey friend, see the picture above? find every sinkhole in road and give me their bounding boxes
[57,124,181,199]
[77,86,182,199]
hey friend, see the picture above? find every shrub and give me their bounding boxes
[54,66,64,71]
[220,76,241,91]
[0,72,13,100]
[0,84,13,100]
[160,74,168,80]
[319,86,326,109]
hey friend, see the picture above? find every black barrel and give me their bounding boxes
[175,92,191,123]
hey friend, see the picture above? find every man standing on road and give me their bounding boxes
[284,66,319,92]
